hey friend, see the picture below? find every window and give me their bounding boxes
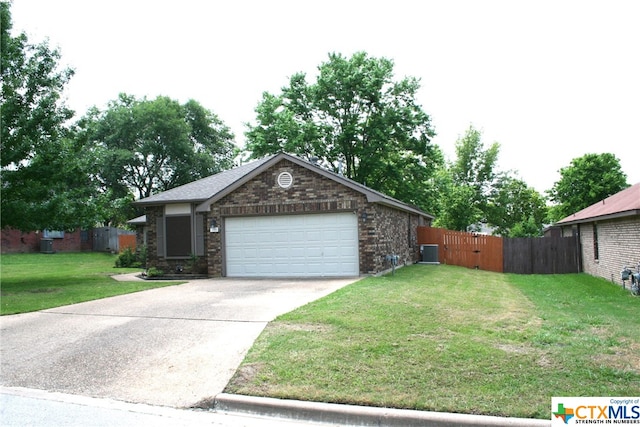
[592,223,599,261]
[165,216,192,257]
[157,204,205,258]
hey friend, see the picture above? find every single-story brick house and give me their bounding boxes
[555,182,640,285]
[132,153,433,277]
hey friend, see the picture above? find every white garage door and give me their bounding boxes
[225,213,359,277]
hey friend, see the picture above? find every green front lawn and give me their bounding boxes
[0,252,182,315]
[226,264,640,419]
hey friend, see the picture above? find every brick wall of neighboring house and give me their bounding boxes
[579,217,640,286]
[1,229,91,253]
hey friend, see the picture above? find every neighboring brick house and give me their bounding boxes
[133,153,433,277]
[1,229,93,254]
[555,183,640,286]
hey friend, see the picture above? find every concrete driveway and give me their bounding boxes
[0,277,358,408]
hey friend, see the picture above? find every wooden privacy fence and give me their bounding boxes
[418,227,504,272]
[417,227,580,274]
[118,234,137,253]
[503,237,580,274]
[92,227,136,252]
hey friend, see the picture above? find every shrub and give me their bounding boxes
[114,247,141,268]
[138,245,148,268]
[146,267,164,277]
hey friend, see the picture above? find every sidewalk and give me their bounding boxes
[110,272,146,281]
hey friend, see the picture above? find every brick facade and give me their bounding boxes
[1,228,92,254]
[576,217,640,286]
[145,159,428,277]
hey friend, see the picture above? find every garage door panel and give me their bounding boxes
[226,213,359,277]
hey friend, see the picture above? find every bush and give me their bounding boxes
[146,267,164,277]
[138,245,148,268]
[114,247,142,268]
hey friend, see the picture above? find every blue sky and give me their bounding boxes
[11,0,640,193]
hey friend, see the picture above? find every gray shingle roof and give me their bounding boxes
[134,152,433,219]
[134,155,275,205]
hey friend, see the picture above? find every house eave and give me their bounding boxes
[134,198,208,207]
[556,209,640,226]
[127,215,148,225]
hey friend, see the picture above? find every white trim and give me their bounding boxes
[165,203,191,215]
[277,171,293,188]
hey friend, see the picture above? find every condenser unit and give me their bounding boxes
[420,244,439,264]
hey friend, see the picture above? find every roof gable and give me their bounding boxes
[134,156,274,205]
[556,182,640,225]
[135,152,432,218]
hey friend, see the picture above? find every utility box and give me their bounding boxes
[420,244,439,264]
[40,238,54,254]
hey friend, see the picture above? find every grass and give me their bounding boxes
[0,252,183,315]
[225,264,640,419]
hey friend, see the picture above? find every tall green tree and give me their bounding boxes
[433,170,483,231]
[547,153,628,221]
[79,94,237,201]
[1,2,103,231]
[245,51,443,212]
[486,174,548,237]
[450,125,500,203]
[435,126,500,231]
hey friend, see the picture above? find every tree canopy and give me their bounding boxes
[547,153,628,221]
[486,174,548,237]
[434,126,499,231]
[78,94,237,201]
[1,2,105,231]
[0,1,574,236]
[433,126,548,236]
[245,51,443,212]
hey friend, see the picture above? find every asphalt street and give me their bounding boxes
[0,387,332,427]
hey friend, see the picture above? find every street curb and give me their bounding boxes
[214,393,551,427]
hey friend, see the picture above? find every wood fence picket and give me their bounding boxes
[417,227,580,274]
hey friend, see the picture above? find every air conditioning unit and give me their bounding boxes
[420,244,439,264]
[41,238,54,254]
